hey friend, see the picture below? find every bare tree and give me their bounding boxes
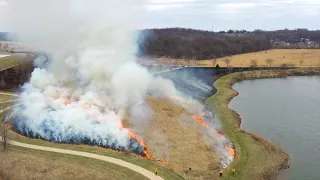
[266,58,275,67]
[223,58,231,67]
[212,58,217,67]
[251,59,258,67]
[299,59,304,67]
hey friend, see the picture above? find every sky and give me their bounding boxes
[144,0,320,31]
[0,0,319,31]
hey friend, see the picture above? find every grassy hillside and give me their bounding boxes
[0,56,20,71]
[0,94,186,180]
[146,97,220,179]
[0,145,148,180]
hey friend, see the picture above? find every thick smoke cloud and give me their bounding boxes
[5,0,177,153]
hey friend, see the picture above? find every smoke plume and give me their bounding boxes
[5,0,177,153]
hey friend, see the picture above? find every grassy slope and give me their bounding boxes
[0,145,148,180]
[0,56,20,71]
[206,68,320,180]
[0,98,184,180]
[2,98,223,180]
[153,49,320,67]
[146,97,220,180]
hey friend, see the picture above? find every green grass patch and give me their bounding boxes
[1,145,148,180]
[7,133,184,180]
[0,56,20,71]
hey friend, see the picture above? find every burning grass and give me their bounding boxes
[0,94,184,180]
[1,90,233,180]
[145,97,221,179]
[0,145,148,180]
[205,68,320,179]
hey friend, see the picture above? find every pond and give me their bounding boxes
[229,76,320,180]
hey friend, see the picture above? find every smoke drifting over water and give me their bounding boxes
[6,0,176,154]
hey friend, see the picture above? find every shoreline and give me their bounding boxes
[206,68,320,179]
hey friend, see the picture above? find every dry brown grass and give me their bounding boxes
[0,146,147,180]
[145,97,220,180]
[153,49,320,67]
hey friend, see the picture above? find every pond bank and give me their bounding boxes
[206,68,320,180]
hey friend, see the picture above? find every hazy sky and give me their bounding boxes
[0,0,319,31]
[144,0,320,31]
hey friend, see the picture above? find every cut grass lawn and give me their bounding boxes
[152,49,320,67]
[206,68,320,180]
[0,145,148,180]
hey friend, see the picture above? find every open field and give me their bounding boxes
[0,145,148,180]
[153,49,320,67]
[206,68,320,180]
[0,56,20,71]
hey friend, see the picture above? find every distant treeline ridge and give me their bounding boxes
[138,28,320,60]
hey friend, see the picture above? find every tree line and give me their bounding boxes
[252,29,320,43]
[139,28,271,60]
[138,28,320,60]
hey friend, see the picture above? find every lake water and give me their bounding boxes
[229,76,320,180]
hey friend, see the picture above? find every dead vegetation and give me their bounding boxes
[151,49,320,67]
[145,97,220,180]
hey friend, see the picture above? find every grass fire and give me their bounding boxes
[0,0,239,179]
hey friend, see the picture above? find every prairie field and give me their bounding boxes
[154,49,320,67]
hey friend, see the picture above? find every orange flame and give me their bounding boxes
[191,115,224,138]
[120,122,154,160]
[64,101,70,105]
[225,146,236,158]
[83,104,90,109]
[191,115,236,159]
[119,122,175,166]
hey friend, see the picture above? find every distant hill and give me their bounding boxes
[2,28,320,60]
[0,32,10,41]
[250,29,320,44]
[139,28,320,60]
[139,28,271,60]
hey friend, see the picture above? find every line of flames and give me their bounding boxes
[40,97,235,169]
[119,122,166,164]
[58,98,166,163]
[191,114,236,159]
[62,97,235,168]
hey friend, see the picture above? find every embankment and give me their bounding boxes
[206,68,320,180]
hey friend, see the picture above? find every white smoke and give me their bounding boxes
[4,0,177,153]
